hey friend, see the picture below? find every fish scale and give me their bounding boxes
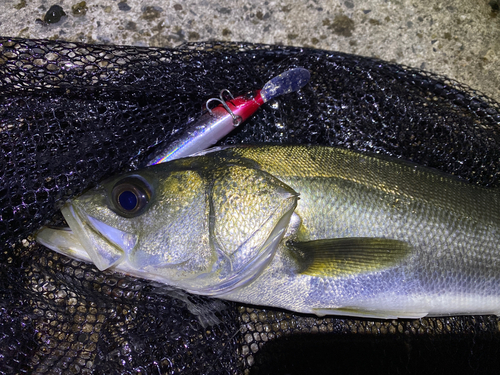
[37,145,500,319]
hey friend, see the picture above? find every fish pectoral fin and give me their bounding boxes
[288,237,411,277]
[312,307,427,320]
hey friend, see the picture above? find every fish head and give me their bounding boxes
[36,156,298,295]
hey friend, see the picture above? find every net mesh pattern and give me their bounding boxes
[1,37,500,374]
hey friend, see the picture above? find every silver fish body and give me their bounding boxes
[36,145,500,318]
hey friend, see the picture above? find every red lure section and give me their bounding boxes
[213,89,264,125]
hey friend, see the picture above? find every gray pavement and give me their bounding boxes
[1,0,499,102]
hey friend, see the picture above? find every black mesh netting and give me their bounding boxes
[1,37,500,375]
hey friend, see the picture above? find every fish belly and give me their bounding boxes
[221,243,500,318]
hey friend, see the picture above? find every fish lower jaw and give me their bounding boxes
[35,226,93,263]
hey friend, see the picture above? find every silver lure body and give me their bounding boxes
[145,68,310,165]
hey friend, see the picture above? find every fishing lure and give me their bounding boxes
[144,68,310,166]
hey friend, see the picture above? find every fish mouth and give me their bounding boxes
[36,203,137,271]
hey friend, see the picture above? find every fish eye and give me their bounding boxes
[111,176,152,217]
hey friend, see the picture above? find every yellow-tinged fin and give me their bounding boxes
[288,237,411,278]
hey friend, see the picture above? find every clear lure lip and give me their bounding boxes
[144,68,310,166]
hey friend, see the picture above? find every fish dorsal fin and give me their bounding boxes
[288,237,411,278]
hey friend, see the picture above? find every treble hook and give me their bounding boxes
[206,89,242,127]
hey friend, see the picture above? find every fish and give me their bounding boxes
[36,145,500,319]
[144,68,310,166]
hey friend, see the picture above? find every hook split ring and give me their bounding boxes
[206,89,243,127]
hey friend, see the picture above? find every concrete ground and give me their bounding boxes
[0,0,499,102]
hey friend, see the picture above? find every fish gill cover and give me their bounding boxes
[1,37,500,374]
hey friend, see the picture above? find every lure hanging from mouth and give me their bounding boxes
[144,68,310,166]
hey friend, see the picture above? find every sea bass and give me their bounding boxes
[36,145,500,319]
